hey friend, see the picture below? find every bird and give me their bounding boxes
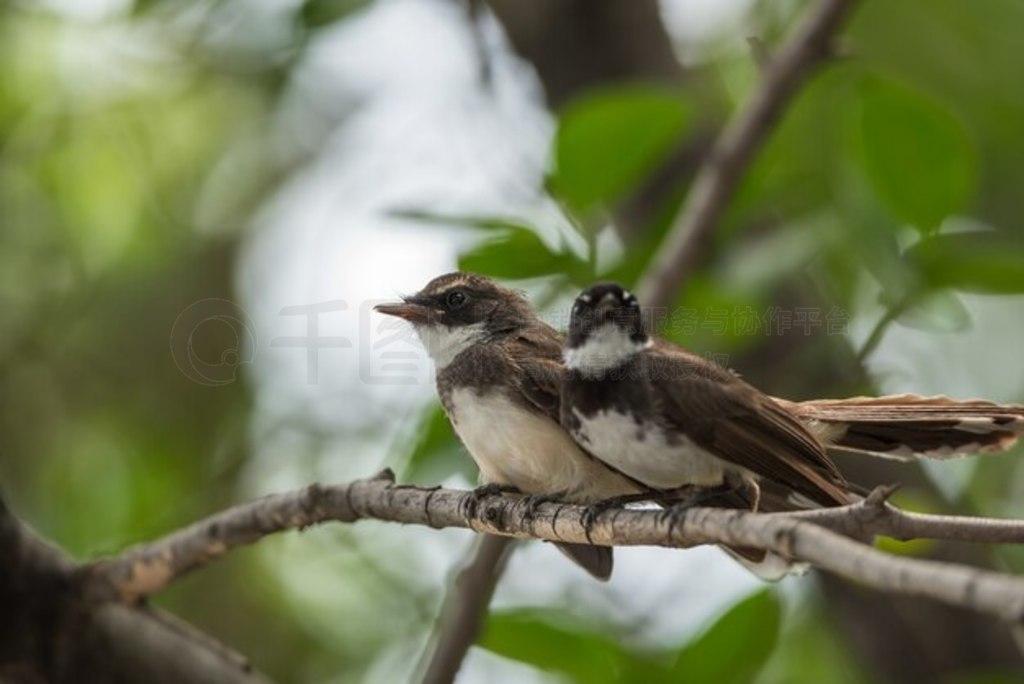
[560,282,1024,520]
[375,273,645,580]
[560,279,853,560]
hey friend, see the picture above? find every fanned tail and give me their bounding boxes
[781,394,1024,460]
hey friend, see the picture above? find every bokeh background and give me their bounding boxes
[3,0,1024,681]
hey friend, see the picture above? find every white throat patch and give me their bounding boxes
[416,322,486,370]
[564,323,650,377]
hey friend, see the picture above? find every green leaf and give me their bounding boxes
[755,594,871,684]
[859,76,977,232]
[671,589,781,684]
[389,210,536,234]
[830,166,914,299]
[298,0,367,29]
[903,231,1024,294]
[480,609,667,683]
[874,535,936,557]
[894,289,971,333]
[458,227,591,284]
[551,85,691,214]
[400,403,475,484]
[394,210,593,284]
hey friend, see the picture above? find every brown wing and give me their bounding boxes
[647,348,851,507]
[504,322,566,424]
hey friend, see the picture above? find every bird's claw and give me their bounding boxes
[581,506,603,534]
[657,500,693,529]
[460,483,521,521]
[520,492,567,523]
[657,485,731,527]
[580,494,651,535]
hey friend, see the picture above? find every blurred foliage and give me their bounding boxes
[430,0,1024,392]
[481,590,782,684]
[401,402,477,484]
[858,75,977,234]
[756,587,872,684]
[549,85,692,218]
[3,0,1024,682]
[458,227,592,287]
[0,1,347,679]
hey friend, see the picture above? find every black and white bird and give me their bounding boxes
[560,283,854,521]
[375,273,643,580]
[562,281,1024,502]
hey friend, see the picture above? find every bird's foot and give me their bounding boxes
[520,491,568,524]
[460,483,521,520]
[581,493,661,535]
[657,484,734,528]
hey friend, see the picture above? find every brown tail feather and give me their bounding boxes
[781,394,1024,460]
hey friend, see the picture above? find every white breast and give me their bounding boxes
[563,323,651,377]
[448,388,638,502]
[571,408,728,490]
[416,322,486,370]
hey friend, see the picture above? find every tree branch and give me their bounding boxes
[784,486,1024,545]
[0,495,265,683]
[418,535,513,684]
[637,0,859,309]
[82,474,1024,623]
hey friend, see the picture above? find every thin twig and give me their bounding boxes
[637,0,858,309]
[83,477,1024,623]
[856,304,903,363]
[746,36,770,72]
[782,485,1024,544]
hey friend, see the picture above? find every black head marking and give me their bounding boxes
[401,272,535,333]
[567,282,647,349]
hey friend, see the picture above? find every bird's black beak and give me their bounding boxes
[594,293,620,322]
[375,295,434,324]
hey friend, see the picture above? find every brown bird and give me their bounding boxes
[560,282,1024,522]
[375,273,644,580]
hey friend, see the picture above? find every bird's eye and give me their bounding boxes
[445,290,467,309]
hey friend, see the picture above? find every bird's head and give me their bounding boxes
[375,272,534,368]
[565,282,649,376]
